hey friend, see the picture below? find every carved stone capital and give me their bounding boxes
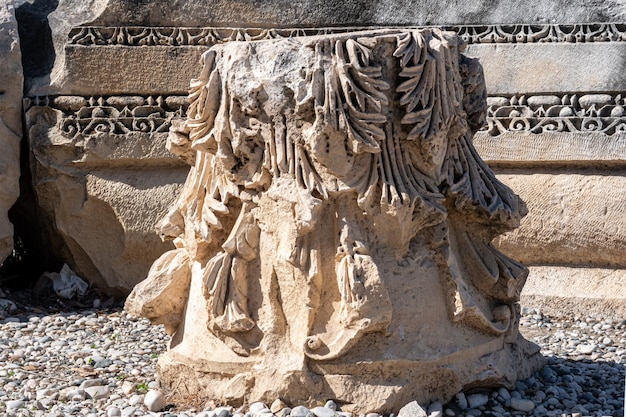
[126,28,543,413]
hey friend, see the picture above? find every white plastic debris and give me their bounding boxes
[48,264,89,299]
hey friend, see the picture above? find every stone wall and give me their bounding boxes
[4,0,626,313]
[0,3,23,266]
[466,31,626,318]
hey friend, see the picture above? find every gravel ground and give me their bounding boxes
[0,288,624,417]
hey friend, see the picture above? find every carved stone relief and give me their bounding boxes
[483,93,626,136]
[67,23,626,47]
[24,95,189,293]
[126,28,543,412]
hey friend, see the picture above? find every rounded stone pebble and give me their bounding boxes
[467,393,489,409]
[455,393,468,410]
[121,406,136,417]
[271,399,288,413]
[509,398,535,412]
[84,385,110,400]
[5,400,24,410]
[310,406,336,417]
[144,389,167,412]
[290,405,311,417]
[107,406,122,417]
[577,344,596,354]
[324,400,338,411]
[249,401,268,414]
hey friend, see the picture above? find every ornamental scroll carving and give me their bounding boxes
[69,23,626,47]
[126,28,540,411]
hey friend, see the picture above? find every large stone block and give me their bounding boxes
[494,174,626,268]
[25,97,189,294]
[91,0,626,27]
[522,266,626,318]
[465,43,626,94]
[127,28,542,413]
[0,3,23,265]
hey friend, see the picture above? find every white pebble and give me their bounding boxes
[129,393,144,406]
[143,389,166,412]
[467,393,489,408]
[249,401,267,414]
[84,385,109,400]
[577,344,596,354]
[107,406,122,417]
[397,400,427,417]
[5,400,24,410]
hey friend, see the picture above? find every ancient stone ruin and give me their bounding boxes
[3,0,624,319]
[2,0,626,413]
[126,28,543,413]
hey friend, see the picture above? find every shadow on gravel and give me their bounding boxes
[531,355,625,417]
[0,286,122,318]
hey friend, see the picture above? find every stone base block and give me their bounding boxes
[157,335,543,413]
[521,266,626,319]
[493,173,626,268]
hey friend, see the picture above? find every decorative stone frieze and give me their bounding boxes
[25,95,188,139]
[482,93,626,136]
[67,23,626,47]
[126,28,543,412]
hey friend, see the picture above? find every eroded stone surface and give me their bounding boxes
[127,29,542,413]
[0,3,23,265]
[91,0,626,27]
[24,99,189,294]
[521,266,626,319]
[494,174,626,268]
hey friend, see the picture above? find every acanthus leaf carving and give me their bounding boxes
[126,30,543,410]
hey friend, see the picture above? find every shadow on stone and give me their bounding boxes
[16,0,58,85]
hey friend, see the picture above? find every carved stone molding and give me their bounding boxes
[28,92,626,139]
[452,23,626,44]
[24,95,188,139]
[68,23,626,47]
[483,93,626,136]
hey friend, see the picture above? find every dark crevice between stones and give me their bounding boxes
[15,0,58,91]
[1,0,62,293]
[1,109,63,292]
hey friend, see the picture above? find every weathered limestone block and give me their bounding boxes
[0,3,23,264]
[465,43,626,94]
[25,97,190,294]
[127,29,543,412]
[494,174,626,267]
[522,266,626,318]
[488,174,626,319]
[471,93,626,319]
[91,0,626,27]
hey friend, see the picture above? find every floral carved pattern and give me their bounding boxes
[25,92,626,141]
[68,23,626,47]
[24,95,188,139]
